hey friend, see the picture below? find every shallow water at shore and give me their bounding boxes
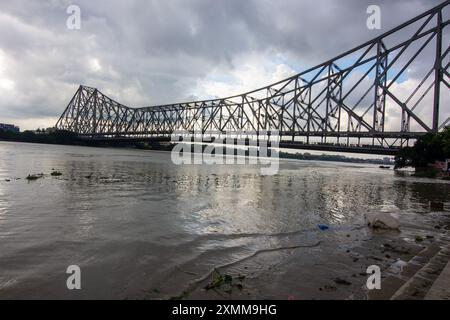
[0,141,449,299]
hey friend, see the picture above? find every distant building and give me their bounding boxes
[34,127,57,134]
[45,127,57,133]
[0,123,20,133]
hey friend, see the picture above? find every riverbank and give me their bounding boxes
[1,130,393,166]
[0,129,84,145]
[165,211,450,300]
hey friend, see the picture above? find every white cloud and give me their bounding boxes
[89,58,102,73]
[0,0,445,131]
[194,51,297,99]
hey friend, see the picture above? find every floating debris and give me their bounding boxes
[333,278,351,286]
[26,174,44,181]
[50,170,62,176]
[317,224,329,231]
[5,179,10,182]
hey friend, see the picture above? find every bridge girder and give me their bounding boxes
[56,1,450,153]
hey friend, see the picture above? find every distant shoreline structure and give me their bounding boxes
[0,123,19,133]
[0,128,393,166]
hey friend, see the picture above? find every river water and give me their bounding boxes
[0,141,449,299]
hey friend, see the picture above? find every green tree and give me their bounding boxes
[395,127,450,169]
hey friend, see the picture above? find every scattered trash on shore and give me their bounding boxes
[317,224,329,231]
[388,259,408,274]
[366,212,400,230]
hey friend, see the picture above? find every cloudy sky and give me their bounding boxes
[0,0,446,130]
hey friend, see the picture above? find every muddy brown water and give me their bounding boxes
[0,141,449,299]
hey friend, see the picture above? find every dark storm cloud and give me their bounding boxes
[0,0,444,129]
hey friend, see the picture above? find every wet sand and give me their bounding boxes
[145,215,450,300]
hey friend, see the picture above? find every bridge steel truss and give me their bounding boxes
[56,1,450,153]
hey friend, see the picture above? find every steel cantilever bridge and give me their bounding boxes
[56,2,450,155]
